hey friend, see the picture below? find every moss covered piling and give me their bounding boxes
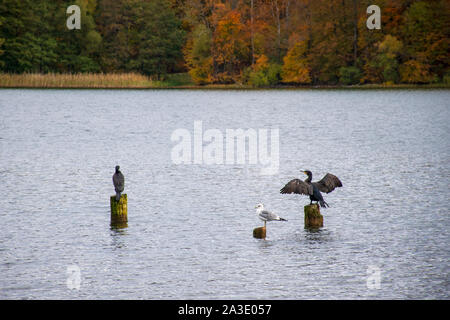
[110,194,127,227]
[304,204,323,228]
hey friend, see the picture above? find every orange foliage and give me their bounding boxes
[281,41,311,84]
[212,10,249,83]
[399,60,434,84]
[181,0,448,85]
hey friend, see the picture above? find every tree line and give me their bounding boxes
[0,0,448,85]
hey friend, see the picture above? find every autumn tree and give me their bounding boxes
[0,20,4,67]
[185,24,213,84]
[375,35,403,83]
[245,54,281,87]
[399,0,449,83]
[212,9,249,83]
[358,1,384,83]
[306,0,358,84]
[281,40,311,84]
[0,0,447,85]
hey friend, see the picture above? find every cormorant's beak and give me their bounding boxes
[303,171,307,175]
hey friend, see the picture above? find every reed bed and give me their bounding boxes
[0,73,156,88]
[1,73,446,89]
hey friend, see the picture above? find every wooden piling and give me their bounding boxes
[110,194,127,227]
[253,226,266,239]
[304,204,323,228]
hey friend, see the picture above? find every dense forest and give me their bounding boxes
[0,0,448,85]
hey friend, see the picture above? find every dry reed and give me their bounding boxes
[0,73,155,88]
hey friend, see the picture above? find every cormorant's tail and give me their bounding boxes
[319,200,329,208]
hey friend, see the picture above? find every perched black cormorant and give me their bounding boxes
[280,170,342,208]
[112,165,125,201]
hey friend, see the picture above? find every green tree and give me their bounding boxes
[96,0,132,72]
[127,0,185,79]
[57,0,101,72]
[377,35,403,83]
[0,0,58,72]
[0,0,102,73]
[339,66,362,85]
[245,54,281,87]
[0,18,5,66]
[185,24,213,84]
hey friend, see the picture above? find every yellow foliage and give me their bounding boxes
[378,35,403,57]
[253,54,269,71]
[188,57,213,85]
[399,60,434,83]
[281,41,311,84]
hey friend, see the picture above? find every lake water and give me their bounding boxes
[0,88,449,299]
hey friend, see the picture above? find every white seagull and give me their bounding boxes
[254,203,287,228]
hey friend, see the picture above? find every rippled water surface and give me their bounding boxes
[0,89,449,299]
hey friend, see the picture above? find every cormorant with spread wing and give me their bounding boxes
[280,170,342,208]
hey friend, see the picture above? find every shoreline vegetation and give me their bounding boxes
[0,73,449,90]
[1,1,448,88]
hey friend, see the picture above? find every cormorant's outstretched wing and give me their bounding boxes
[313,173,342,194]
[280,179,313,195]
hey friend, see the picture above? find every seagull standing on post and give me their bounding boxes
[113,165,125,201]
[254,203,287,228]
